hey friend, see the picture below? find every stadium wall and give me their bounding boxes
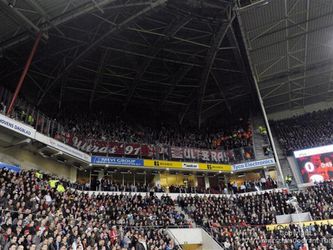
[268,100,333,120]
[0,149,77,181]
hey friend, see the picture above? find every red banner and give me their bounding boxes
[70,136,156,157]
[67,136,251,163]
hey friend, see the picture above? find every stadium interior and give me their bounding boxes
[1,0,333,249]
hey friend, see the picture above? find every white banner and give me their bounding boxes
[294,144,333,158]
[182,162,199,169]
[0,113,36,138]
[233,158,275,171]
[35,133,91,162]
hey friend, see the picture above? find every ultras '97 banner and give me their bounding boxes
[65,135,255,163]
[296,153,333,183]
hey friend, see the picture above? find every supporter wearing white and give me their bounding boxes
[44,192,52,204]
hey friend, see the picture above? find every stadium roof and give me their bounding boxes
[0,0,255,126]
[237,0,333,113]
[2,0,331,125]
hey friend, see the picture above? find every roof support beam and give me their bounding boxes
[179,91,197,125]
[89,50,108,110]
[37,0,167,106]
[0,0,48,40]
[160,61,194,106]
[123,15,192,110]
[211,71,231,113]
[25,0,64,36]
[0,0,126,49]
[226,24,255,102]
[197,14,235,127]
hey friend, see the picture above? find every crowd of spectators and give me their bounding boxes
[3,101,253,152]
[4,166,333,249]
[179,183,333,249]
[99,178,163,193]
[96,176,278,195]
[211,223,333,250]
[55,114,253,151]
[0,168,186,250]
[271,109,333,154]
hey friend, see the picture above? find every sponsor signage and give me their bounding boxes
[233,158,275,171]
[0,162,20,172]
[182,162,199,169]
[35,133,91,162]
[144,160,232,172]
[199,163,232,172]
[91,156,143,166]
[48,137,91,162]
[294,144,333,158]
[0,113,36,138]
[144,159,182,168]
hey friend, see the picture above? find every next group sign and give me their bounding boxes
[233,158,275,171]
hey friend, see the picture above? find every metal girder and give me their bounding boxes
[89,50,108,110]
[226,24,255,102]
[248,11,333,53]
[0,0,121,49]
[211,71,231,113]
[0,0,48,39]
[266,90,333,110]
[123,15,192,109]
[179,90,197,125]
[73,64,198,88]
[65,86,186,105]
[197,15,235,126]
[301,0,310,106]
[37,0,167,106]
[25,0,64,36]
[263,78,331,100]
[160,58,195,106]
[98,46,242,72]
[262,57,333,84]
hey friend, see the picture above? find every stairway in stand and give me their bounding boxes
[251,115,271,160]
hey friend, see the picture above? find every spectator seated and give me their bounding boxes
[272,109,333,155]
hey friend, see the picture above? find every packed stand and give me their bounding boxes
[211,223,333,250]
[55,114,253,150]
[0,169,186,250]
[179,183,333,249]
[180,181,333,227]
[99,178,164,193]
[4,100,253,152]
[272,109,333,155]
[177,195,248,228]
[3,167,333,249]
